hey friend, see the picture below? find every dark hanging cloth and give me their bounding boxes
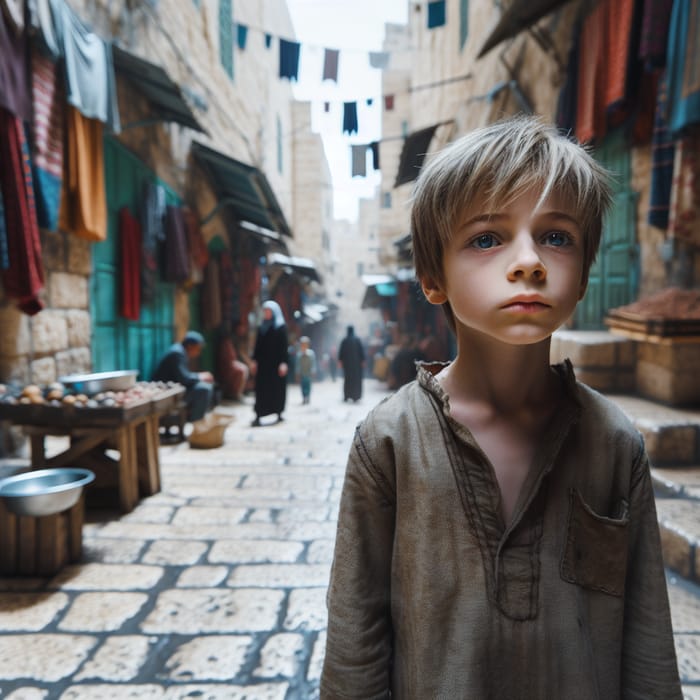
[183,206,208,283]
[384,94,395,111]
[163,205,189,283]
[219,249,235,326]
[0,108,45,315]
[648,74,674,229]
[338,327,364,402]
[236,23,248,50]
[394,124,439,187]
[369,141,380,170]
[119,207,141,320]
[427,0,446,29]
[0,9,31,120]
[0,183,9,270]
[201,256,222,331]
[343,101,358,134]
[638,0,673,69]
[264,33,273,49]
[253,308,288,419]
[369,51,389,69]
[279,38,301,81]
[555,20,580,133]
[323,48,339,82]
[140,181,166,302]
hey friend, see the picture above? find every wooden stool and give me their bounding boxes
[0,496,85,576]
[159,401,187,444]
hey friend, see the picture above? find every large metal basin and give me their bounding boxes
[58,370,138,395]
[0,468,95,517]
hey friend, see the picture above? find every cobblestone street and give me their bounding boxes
[2,377,700,698]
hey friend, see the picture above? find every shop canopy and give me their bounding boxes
[267,251,321,282]
[192,142,292,237]
[112,46,205,133]
[477,0,576,58]
[361,274,398,309]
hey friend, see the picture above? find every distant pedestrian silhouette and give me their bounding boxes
[338,325,365,402]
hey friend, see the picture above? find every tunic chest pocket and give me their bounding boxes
[560,488,629,596]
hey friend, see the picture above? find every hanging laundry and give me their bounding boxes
[668,128,700,245]
[1,0,23,31]
[0,8,31,120]
[183,206,208,285]
[427,0,446,29]
[0,108,45,315]
[236,23,248,50]
[394,124,440,187]
[31,48,64,231]
[58,106,107,241]
[351,144,367,177]
[648,74,674,230]
[119,207,142,321]
[323,48,339,82]
[279,38,301,81]
[201,256,223,331]
[343,102,358,134]
[366,98,373,106]
[264,33,273,49]
[555,20,580,133]
[0,187,8,270]
[384,94,395,111]
[638,0,673,70]
[140,181,166,304]
[28,0,61,59]
[324,102,330,113]
[163,205,190,284]
[666,0,700,136]
[369,141,380,170]
[54,0,120,131]
[219,249,235,325]
[369,51,389,70]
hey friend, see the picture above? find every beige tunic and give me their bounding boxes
[321,362,681,699]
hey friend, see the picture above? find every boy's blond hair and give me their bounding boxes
[410,115,613,330]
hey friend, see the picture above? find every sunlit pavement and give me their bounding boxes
[1,376,700,698]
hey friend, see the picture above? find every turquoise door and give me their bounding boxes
[91,138,178,380]
[576,130,639,329]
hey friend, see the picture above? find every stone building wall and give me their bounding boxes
[0,0,302,386]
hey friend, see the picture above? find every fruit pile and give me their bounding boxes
[0,381,181,409]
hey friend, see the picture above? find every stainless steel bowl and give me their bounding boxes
[58,370,138,395]
[0,468,95,517]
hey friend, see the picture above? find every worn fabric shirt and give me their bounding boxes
[321,361,682,699]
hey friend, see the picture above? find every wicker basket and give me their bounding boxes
[188,412,234,449]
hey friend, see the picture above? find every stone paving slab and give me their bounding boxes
[1,379,700,698]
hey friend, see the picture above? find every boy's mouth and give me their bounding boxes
[501,296,551,312]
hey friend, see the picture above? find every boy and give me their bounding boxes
[297,335,317,404]
[320,116,682,699]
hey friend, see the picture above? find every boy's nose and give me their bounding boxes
[506,236,547,282]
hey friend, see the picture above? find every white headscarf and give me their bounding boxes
[262,300,286,329]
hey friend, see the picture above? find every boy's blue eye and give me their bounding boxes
[544,231,571,247]
[471,233,498,249]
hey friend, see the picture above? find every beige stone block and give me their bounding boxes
[67,237,92,275]
[637,339,700,371]
[575,368,635,393]
[660,525,693,579]
[74,636,151,682]
[0,357,29,384]
[55,347,91,378]
[58,592,148,632]
[637,421,697,464]
[550,330,634,369]
[164,636,251,681]
[283,587,328,631]
[30,355,57,385]
[41,229,66,270]
[31,310,68,354]
[65,310,91,347]
[0,592,69,631]
[254,633,304,679]
[637,359,700,405]
[50,272,88,309]
[0,306,30,356]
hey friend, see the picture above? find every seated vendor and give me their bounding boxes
[152,331,213,422]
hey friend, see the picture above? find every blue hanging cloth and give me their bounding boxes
[343,102,358,135]
[279,39,301,81]
[427,0,446,29]
[236,24,248,51]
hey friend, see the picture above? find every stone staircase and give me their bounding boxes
[552,330,700,586]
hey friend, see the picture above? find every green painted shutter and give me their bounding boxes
[460,0,469,49]
[576,129,638,329]
[219,0,233,79]
[91,138,178,381]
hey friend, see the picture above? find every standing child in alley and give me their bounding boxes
[321,116,682,698]
[297,336,317,404]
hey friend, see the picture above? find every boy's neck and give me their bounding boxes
[439,334,557,414]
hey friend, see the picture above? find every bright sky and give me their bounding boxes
[286,0,408,221]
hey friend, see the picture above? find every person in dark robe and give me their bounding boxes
[251,300,288,426]
[338,325,365,402]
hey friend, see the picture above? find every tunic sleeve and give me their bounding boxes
[621,443,682,699]
[321,418,395,699]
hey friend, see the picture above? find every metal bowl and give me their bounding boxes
[0,468,95,517]
[58,370,138,395]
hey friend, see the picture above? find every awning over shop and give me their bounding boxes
[477,0,575,58]
[112,46,205,133]
[192,142,292,237]
[303,302,329,323]
[267,252,321,282]
[361,274,398,309]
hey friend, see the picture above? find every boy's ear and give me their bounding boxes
[421,279,448,305]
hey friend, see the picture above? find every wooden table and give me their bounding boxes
[0,386,184,513]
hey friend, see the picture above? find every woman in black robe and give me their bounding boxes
[338,325,365,402]
[251,300,288,426]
